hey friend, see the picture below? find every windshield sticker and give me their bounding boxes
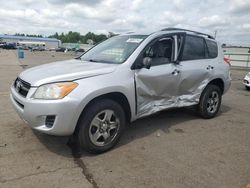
[126,38,143,43]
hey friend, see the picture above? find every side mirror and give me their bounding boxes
[142,57,152,69]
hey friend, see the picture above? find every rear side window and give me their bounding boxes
[182,35,205,61]
[206,40,218,58]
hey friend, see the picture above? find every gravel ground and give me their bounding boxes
[0,49,249,188]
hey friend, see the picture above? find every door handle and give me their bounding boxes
[207,65,214,70]
[172,69,180,75]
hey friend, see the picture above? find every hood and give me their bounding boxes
[19,59,118,86]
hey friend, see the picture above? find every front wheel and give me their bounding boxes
[197,84,222,119]
[75,99,126,154]
[245,86,250,91]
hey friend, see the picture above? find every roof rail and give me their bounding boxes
[161,27,214,39]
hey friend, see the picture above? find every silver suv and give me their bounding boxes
[10,28,231,153]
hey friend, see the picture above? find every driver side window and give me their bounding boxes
[143,38,173,66]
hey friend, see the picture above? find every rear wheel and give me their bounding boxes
[75,99,126,154]
[245,86,250,91]
[197,84,222,119]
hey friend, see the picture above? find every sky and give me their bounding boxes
[0,0,250,46]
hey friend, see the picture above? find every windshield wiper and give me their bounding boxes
[81,59,99,62]
[83,59,116,64]
[88,59,98,62]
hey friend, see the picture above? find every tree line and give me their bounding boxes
[15,31,117,44]
[15,33,43,38]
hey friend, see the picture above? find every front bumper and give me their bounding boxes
[10,85,80,136]
[243,74,250,87]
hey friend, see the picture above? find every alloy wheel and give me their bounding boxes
[89,110,120,146]
[206,91,219,113]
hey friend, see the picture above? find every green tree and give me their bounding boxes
[48,31,111,44]
[15,33,25,36]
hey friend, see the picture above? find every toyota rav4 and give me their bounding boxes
[10,28,231,153]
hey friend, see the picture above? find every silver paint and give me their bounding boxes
[10,30,231,136]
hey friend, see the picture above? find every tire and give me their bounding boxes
[197,84,222,119]
[245,86,250,91]
[75,99,126,154]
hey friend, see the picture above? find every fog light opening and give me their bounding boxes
[45,115,56,128]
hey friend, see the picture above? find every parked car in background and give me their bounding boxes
[68,47,76,51]
[55,47,66,52]
[10,28,231,153]
[18,41,45,51]
[243,72,250,90]
[2,43,17,49]
[0,42,7,48]
[75,48,85,53]
[32,46,45,51]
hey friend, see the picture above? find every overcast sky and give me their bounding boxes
[0,0,250,46]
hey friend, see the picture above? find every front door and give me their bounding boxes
[134,36,180,117]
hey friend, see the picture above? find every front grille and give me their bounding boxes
[14,77,31,97]
[45,115,56,128]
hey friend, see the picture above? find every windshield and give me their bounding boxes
[80,35,148,64]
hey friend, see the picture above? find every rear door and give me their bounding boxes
[134,35,181,117]
[177,35,215,104]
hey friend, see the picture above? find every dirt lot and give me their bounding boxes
[0,49,249,188]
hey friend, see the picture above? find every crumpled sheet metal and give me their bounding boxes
[135,71,210,118]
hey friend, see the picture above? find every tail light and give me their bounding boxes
[224,57,231,66]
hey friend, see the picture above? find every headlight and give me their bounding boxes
[33,82,78,99]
